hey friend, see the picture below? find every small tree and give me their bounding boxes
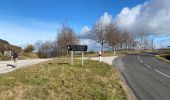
[91,22,106,53]
[56,23,79,55]
[24,44,35,53]
[105,23,118,51]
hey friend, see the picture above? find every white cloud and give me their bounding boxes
[115,0,170,34]
[80,39,100,51]
[98,12,113,26]
[80,26,90,36]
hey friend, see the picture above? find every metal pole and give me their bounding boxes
[82,51,84,66]
[71,51,73,65]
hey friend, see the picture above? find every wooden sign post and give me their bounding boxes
[67,45,88,66]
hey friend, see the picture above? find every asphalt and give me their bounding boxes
[114,53,170,100]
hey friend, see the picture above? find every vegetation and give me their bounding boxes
[22,52,39,59]
[35,23,79,58]
[0,39,22,53]
[89,17,154,53]
[0,59,127,100]
[164,54,170,60]
[155,49,170,62]
[0,39,9,44]
[0,54,10,61]
[23,44,35,53]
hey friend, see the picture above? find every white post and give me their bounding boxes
[82,51,84,66]
[71,51,73,65]
[114,48,116,55]
[99,51,101,62]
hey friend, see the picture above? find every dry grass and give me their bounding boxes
[0,59,127,100]
[156,54,170,63]
[22,52,39,59]
[0,54,10,61]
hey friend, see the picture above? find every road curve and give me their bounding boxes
[114,53,170,100]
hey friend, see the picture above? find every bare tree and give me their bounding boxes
[105,23,118,52]
[56,23,79,55]
[90,21,107,53]
[136,33,154,50]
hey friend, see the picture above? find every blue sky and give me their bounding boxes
[0,0,170,48]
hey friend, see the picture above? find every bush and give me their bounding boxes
[24,44,35,53]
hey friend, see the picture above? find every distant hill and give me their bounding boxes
[0,39,9,44]
[0,39,22,53]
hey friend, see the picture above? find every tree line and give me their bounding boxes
[27,21,154,58]
[90,20,154,53]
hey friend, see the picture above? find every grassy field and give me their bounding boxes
[59,50,143,58]
[155,49,170,63]
[21,52,39,59]
[156,54,170,63]
[0,59,127,100]
[0,54,10,61]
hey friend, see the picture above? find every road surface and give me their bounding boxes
[0,59,52,74]
[114,53,170,100]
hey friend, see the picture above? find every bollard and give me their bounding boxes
[99,51,102,62]
[114,48,116,55]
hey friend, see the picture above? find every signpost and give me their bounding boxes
[67,45,88,66]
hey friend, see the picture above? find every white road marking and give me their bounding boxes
[139,60,143,63]
[137,55,170,78]
[145,64,151,68]
[138,56,143,63]
[155,70,170,78]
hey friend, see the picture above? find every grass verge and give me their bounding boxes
[0,54,10,61]
[0,59,127,100]
[22,52,39,59]
[156,54,170,63]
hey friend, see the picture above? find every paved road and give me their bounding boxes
[0,59,52,74]
[114,53,170,100]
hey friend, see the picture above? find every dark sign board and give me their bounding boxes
[67,45,88,51]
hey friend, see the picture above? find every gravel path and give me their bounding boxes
[0,59,52,74]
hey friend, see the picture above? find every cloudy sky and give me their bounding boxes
[0,0,170,49]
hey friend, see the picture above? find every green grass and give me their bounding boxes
[0,59,127,100]
[22,52,39,59]
[0,54,10,61]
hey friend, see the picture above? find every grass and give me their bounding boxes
[22,52,39,59]
[156,54,170,63]
[0,54,10,61]
[0,59,127,100]
[59,50,142,58]
[155,50,170,63]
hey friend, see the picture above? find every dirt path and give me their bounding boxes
[0,59,53,74]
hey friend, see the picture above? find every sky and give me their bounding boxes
[0,0,170,49]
